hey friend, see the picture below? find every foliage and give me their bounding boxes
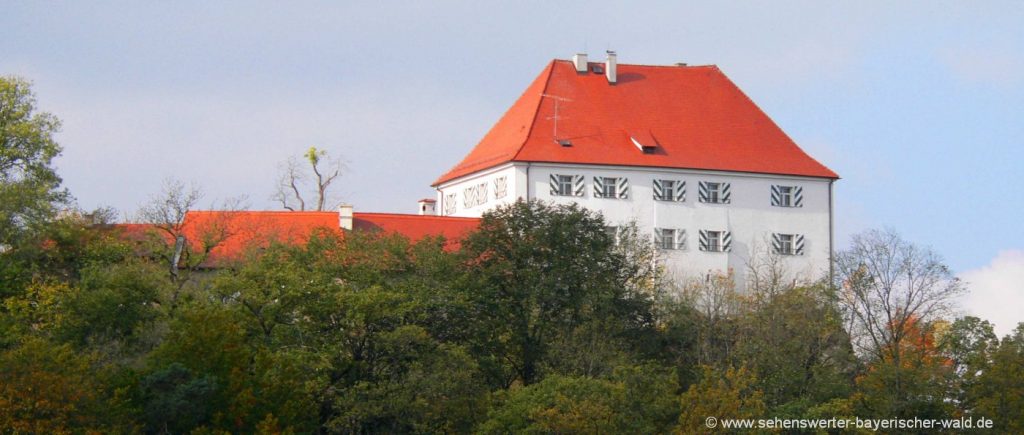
[0,76,68,247]
[676,365,766,433]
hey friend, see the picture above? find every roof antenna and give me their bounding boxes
[540,93,572,144]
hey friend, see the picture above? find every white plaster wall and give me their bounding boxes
[526,163,833,289]
[435,164,521,217]
[435,162,833,290]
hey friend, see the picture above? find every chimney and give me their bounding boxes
[417,198,437,215]
[605,50,617,84]
[338,204,353,230]
[572,53,588,73]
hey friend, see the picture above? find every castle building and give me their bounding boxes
[432,52,838,286]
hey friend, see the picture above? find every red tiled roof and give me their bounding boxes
[115,211,479,267]
[354,213,479,244]
[433,60,838,185]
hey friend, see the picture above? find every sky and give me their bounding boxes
[3,1,1022,334]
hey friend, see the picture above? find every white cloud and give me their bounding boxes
[959,250,1024,338]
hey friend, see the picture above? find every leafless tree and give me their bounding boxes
[272,147,344,211]
[135,178,248,312]
[834,228,965,363]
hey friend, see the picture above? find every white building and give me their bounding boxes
[431,53,838,288]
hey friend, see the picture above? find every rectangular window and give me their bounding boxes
[778,186,793,207]
[602,177,618,198]
[658,228,677,250]
[557,175,573,196]
[706,230,722,252]
[777,233,794,255]
[605,226,619,244]
[656,180,675,201]
[706,182,722,203]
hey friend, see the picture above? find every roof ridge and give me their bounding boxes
[552,58,719,69]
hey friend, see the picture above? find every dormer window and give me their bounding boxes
[629,132,658,154]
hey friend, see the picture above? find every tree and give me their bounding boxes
[940,316,999,414]
[272,147,343,211]
[676,366,766,434]
[972,324,1024,432]
[459,200,660,386]
[834,229,964,366]
[0,76,68,247]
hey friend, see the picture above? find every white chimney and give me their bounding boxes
[572,53,588,73]
[605,50,617,84]
[417,198,437,216]
[338,204,353,230]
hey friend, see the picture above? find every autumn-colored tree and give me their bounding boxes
[676,365,766,434]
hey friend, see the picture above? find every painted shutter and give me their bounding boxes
[593,176,606,198]
[795,234,805,255]
[675,180,686,202]
[721,183,732,204]
[674,229,687,250]
[463,188,472,208]
[549,174,559,195]
[573,175,585,197]
[698,230,709,251]
[794,186,804,207]
[772,233,782,254]
[494,177,507,199]
[617,177,629,199]
[698,182,710,203]
[723,231,732,252]
[654,228,663,246]
[771,185,781,207]
[653,179,664,200]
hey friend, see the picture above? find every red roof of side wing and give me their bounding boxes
[433,60,838,185]
[114,211,479,267]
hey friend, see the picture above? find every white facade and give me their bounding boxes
[436,162,834,289]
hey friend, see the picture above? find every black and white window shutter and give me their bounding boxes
[654,180,686,202]
[593,176,606,198]
[698,182,731,204]
[794,234,805,255]
[675,229,687,250]
[722,231,732,252]
[549,174,559,195]
[698,230,709,251]
[573,175,585,197]
[771,185,804,207]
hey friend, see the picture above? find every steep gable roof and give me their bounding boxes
[434,59,837,185]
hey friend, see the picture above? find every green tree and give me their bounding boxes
[972,324,1024,432]
[460,200,659,386]
[940,316,999,415]
[0,76,68,248]
[676,365,766,434]
[479,365,678,434]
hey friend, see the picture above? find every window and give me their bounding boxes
[601,177,617,198]
[777,233,794,255]
[556,175,573,196]
[654,179,685,202]
[773,233,804,255]
[706,231,722,252]
[699,181,731,204]
[699,230,731,252]
[771,185,803,207]
[658,228,676,250]
[605,226,619,244]
[494,176,508,199]
[655,228,685,250]
[778,186,793,207]
[593,176,629,199]
[443,193,457,215]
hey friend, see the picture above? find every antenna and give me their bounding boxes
[540,93,572,141]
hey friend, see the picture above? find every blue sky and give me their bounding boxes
[3,1,1022,331]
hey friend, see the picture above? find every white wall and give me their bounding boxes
[436,162,833,290]
[435,163,521,217]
